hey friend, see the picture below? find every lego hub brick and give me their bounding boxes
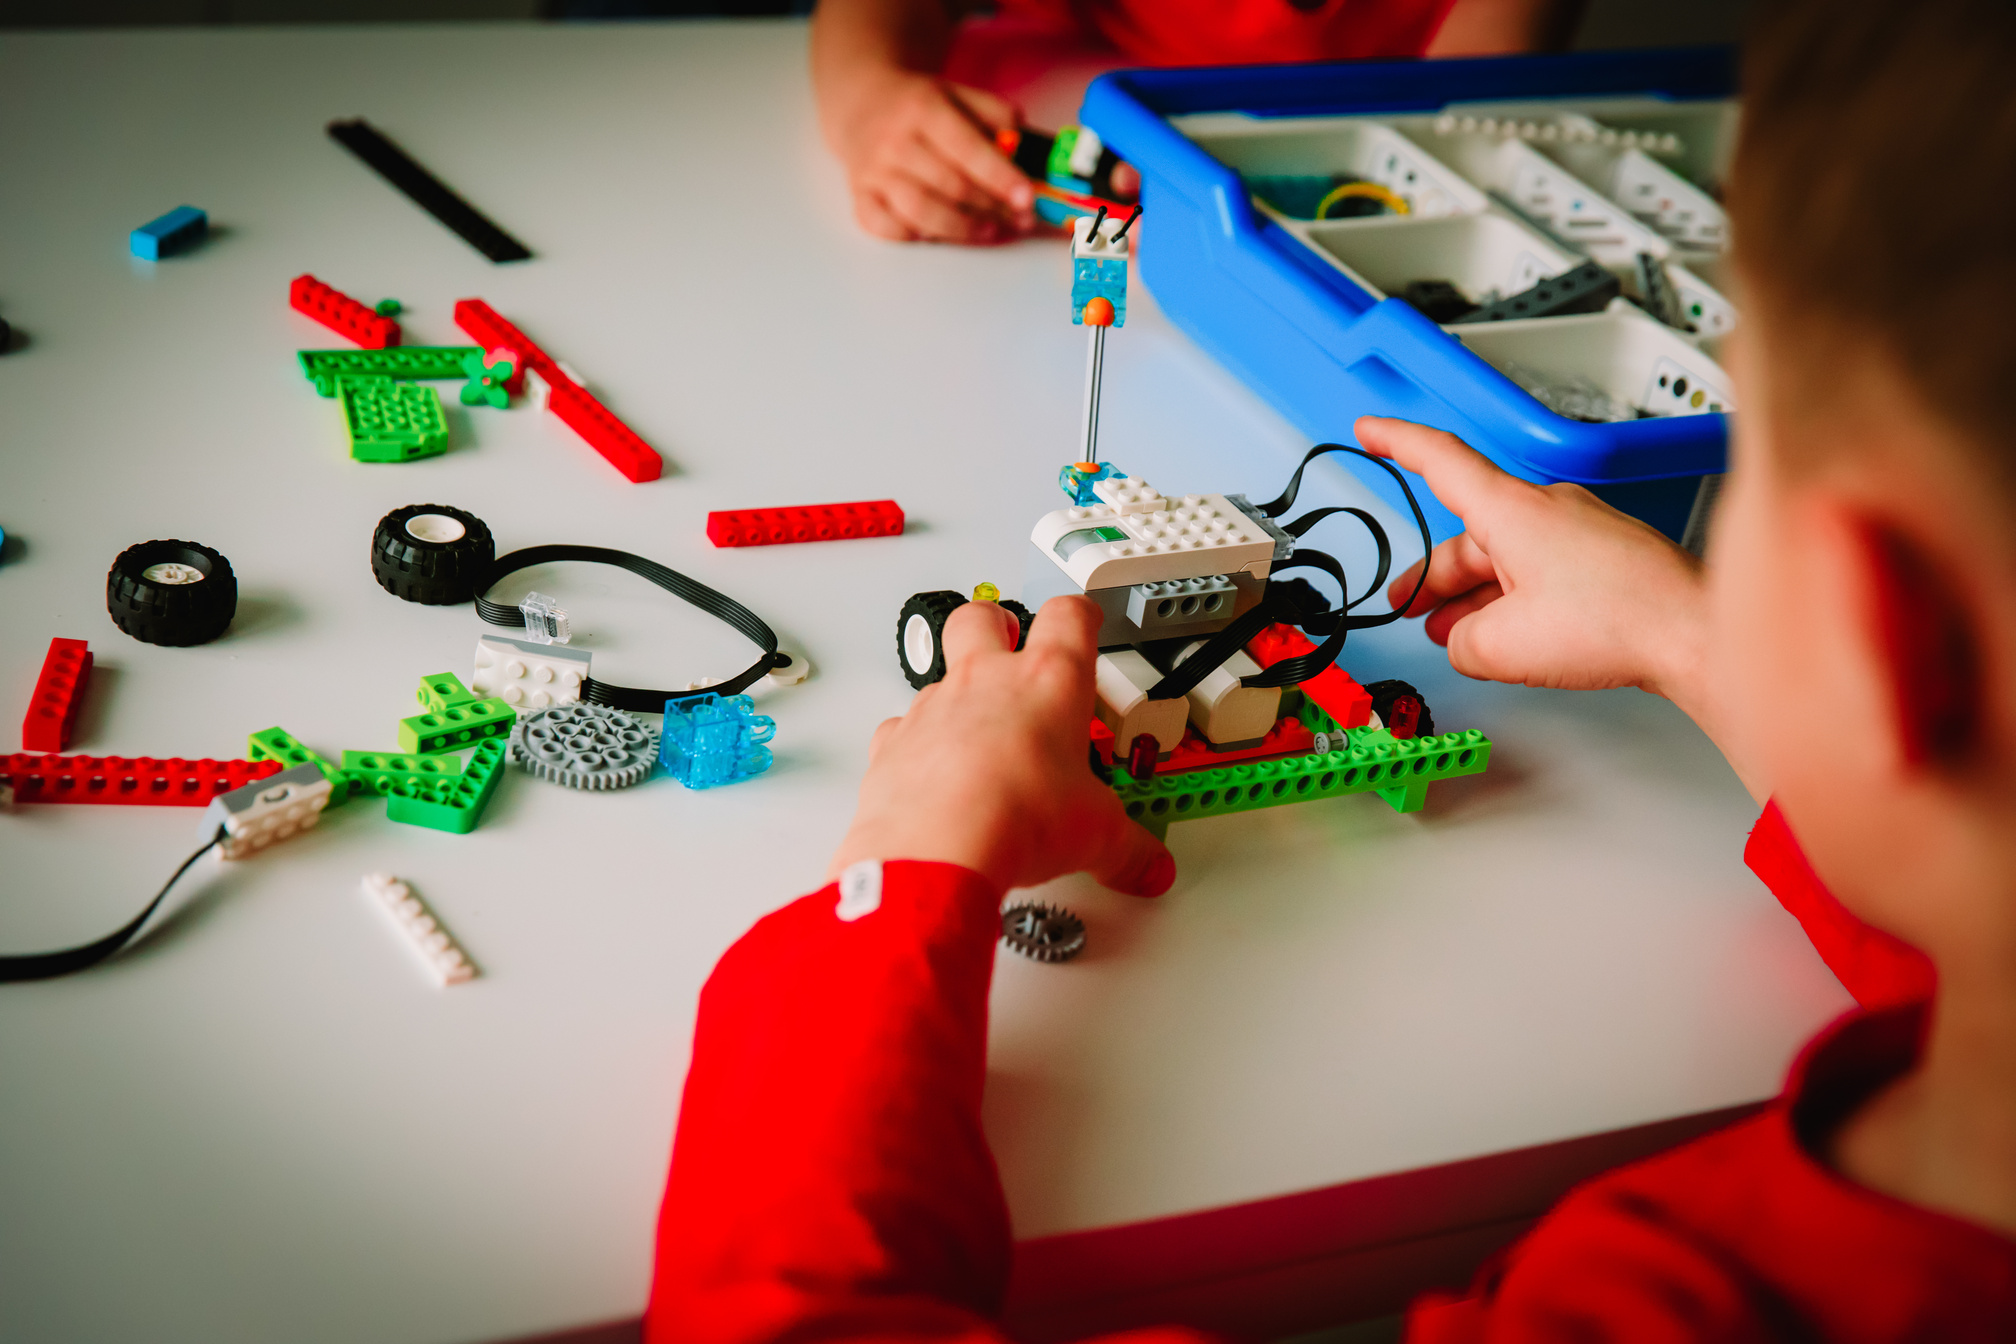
[20,637,92,754]
[706,500,905,548]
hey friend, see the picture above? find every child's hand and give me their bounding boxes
[826,70,1038,244]
[1359,415,1710,702]
[827,595,1175,898]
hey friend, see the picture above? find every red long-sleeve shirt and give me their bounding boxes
[647,804,2012,1343]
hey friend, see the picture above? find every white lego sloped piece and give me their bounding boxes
[1093,650,1187,760]
[472,633,591,709]
[362,874,477,987]
[1093,476,1165,516]
[204,763,332,860]
[1177,644,1282,745]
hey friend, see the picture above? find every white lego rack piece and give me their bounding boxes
[472,633,591,709]
[205,763,332,860]
[1033,493,1277,591]
[361,874,477,987]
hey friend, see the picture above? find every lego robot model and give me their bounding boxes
[895,208,1493,830]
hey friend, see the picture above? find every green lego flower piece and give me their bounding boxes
[417,672,481,714]
[1110,720,1493,838]
[338,375,448,462]
[385,739,506,834]
[458,348,517,409]
[397,697,515,754]
[339,748,466,798]
[374,298,402,317]
[247,725,353,806]
[298,346,483,397]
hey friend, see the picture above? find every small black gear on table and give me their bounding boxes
[1000,902,1087,963]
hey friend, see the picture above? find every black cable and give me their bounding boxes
[475,544,789,714]
[1142,443,1435,700]
[0,827,224,983]
[1112,204,1144,241]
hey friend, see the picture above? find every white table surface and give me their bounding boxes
[0,20,1851,1344]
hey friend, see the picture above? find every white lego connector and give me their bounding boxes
[204,763,332,860]
[1071,209,1132,259]
[361,874,477,987]
[1175,643,1282,746]
[1094,650,1188,760]
[472,633,591,709]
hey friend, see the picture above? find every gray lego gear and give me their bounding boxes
[509,703,659,790]
[1000,902,1087,963]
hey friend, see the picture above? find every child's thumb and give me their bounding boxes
[1091,810,1177,899]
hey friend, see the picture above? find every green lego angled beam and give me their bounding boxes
[398,697,515,754]
[417,672,482,714]
[385,739,506,834]
[340,748,466,798]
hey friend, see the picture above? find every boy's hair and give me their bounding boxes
[1731,0,2016,477]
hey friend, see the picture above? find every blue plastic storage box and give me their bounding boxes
[1079,47,1739,543]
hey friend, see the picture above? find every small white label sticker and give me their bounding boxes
[835,860,883,922]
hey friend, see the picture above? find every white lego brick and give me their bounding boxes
[1093,476,1166,516]
[1175,644,1282,746]
[472,633,591,709]
[361,874,477,987]
[204,763,332,860]
[1094,650,1188,759]
[1071,210,1132,260]
[1067,126,1104,179]
[1033,493,1275,591]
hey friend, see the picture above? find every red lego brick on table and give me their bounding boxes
[707,501,905,548]
[1245,623,1374,729]
[0,755,282,806]
[289,274,400,349]
[451,298,542,392]
[20,638,92,753]
[547,379,664,483]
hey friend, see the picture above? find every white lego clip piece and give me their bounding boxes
[472,633,591,709]
[204,763,332,860]
[1093,476,1167,516]
[361,874,477,986]
[761,651,811,688]
[1067,126,1104,179]
[835,860,883,922]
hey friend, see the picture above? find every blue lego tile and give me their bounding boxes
[660,693,776,790]
[130,206,208,261]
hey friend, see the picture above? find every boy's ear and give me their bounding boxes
[1853,513,1981,771]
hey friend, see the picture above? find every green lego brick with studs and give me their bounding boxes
[1111,701,1492,837]
[299,346,483,397]
[398,689,515,754]
[340,748,466,799]
[247,726,354,807]
[417,671,482,714]
[385,739,506,834]
[338,375,449,462]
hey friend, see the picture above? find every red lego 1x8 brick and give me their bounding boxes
[291,274,400,349]
[0,755,281,805]
[20,637,92,753]
[452,298,544,391]
[707,501,905,548]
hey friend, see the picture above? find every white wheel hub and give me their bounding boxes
[406,513,467,544]
[902,614,936,675]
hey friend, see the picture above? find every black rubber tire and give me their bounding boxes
[106,539,237,646]
[372,504,495,605]
[896,590,967,689]
[998,599,1034,651]
[1363,678,1436,739]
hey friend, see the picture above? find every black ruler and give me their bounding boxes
[328,117,532,264]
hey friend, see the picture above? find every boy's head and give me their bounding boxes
[1713,0,2016,972]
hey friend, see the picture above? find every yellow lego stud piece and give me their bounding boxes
[971,582,1000,603]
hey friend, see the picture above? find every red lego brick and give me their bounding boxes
[1089,716,1115,769]
[290,274,400,349]
[0,755,282,805]
[20,638,92,753]
[452,298,543,392]
[546,378,663,483]
[1159,716,1318,773]
[707,501,904,548]
[1245,623,1374,729]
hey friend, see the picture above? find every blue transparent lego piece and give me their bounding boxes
[1071,257,1128,327]
[130,206,208,261]
[1058,461,1126,505]
[660,693,777,790]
